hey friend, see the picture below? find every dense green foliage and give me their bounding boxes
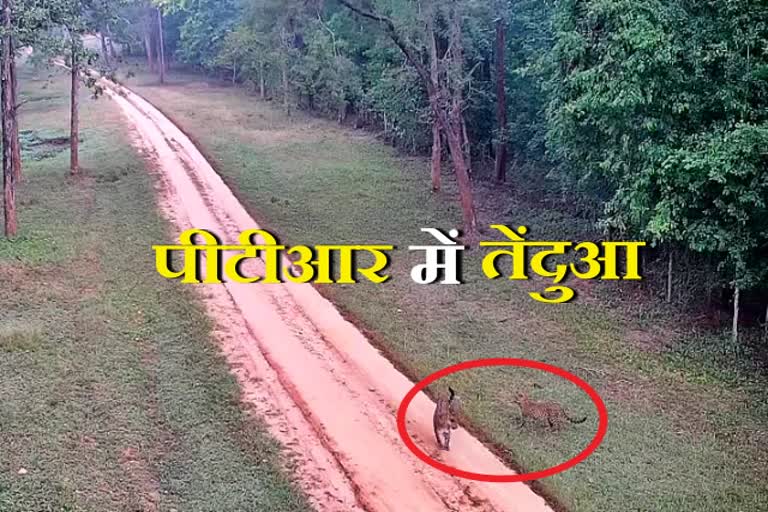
[546,0,768,291]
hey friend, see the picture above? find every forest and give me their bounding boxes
[120,0,768,340]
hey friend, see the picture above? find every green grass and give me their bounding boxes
[0,66,309,512]
[122,67,768,512]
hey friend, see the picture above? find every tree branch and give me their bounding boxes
[14,98,31,110]
[336,0,390,25]
[336,0,434,96]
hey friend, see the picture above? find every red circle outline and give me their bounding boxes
[396,358,609,482]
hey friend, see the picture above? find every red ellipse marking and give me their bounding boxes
[396,358,608,482]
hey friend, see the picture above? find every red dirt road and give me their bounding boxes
[102,76,556,512]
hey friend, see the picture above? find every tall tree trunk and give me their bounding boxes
[763,302,768,342]
[461,116,472,176]
[70,41,80,175]
[337,0,478,239]
[259,60,266,99]
[282,60,290,114]
[338,99,347,124]
[446,1,477,238]
[157,8,166,84]
[10,36,20,183]
[427,12,441,192]
[732,285,740,343]
[100,29,112,70]
[106,24,116,61]
[494,15,508,183]
[259,60,265,99]
[144,28,155,71]
[431,119,441,192]
[666,250,673,303]
[2,0,17,237]
[443,122,476,237]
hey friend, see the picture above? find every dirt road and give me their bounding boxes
[101,76,556,512]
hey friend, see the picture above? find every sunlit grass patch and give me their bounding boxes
[0,323,43,353]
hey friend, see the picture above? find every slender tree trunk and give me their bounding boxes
[338,99,347,124]
[144,28,155,71]
[282,60,289,114]
[259,60,265,99]
[442,29,477,233]
[70,41,80,175]
[2,0,17,237]
[431,121,442,192]
[461,116,472,176]
[106,24,116,61]
[157,8,166,84]
[732,285,740,343]
[442,140,475,243]
[336,0,478,239]
[446,1,477,238]
[443,122,476,237]
[428,12,441,192]
[763,302,768,342]
[494,16,508,182]
[666,250,673,303]
[232,57,237,85]
[100,29,112,70]
[449,5,471,174]
[10,37,20,183]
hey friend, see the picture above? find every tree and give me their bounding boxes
[57,4,89,176]
[69,32,79,174]
[493,3,508,182]
[2,0,17,237]
[84,0,130,72]
[546,0,768,337]
[9,41,18,182]
[216,26,269,94]
[156,5,165,83]
[426,7,441,191]
[2,0,73,237]
[0,0,42,233]
[35,0,113,175]
[143,4,155,71]
[158,0,240,72]
[338,0,478,239]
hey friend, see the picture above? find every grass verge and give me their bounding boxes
[0,66,309,512]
